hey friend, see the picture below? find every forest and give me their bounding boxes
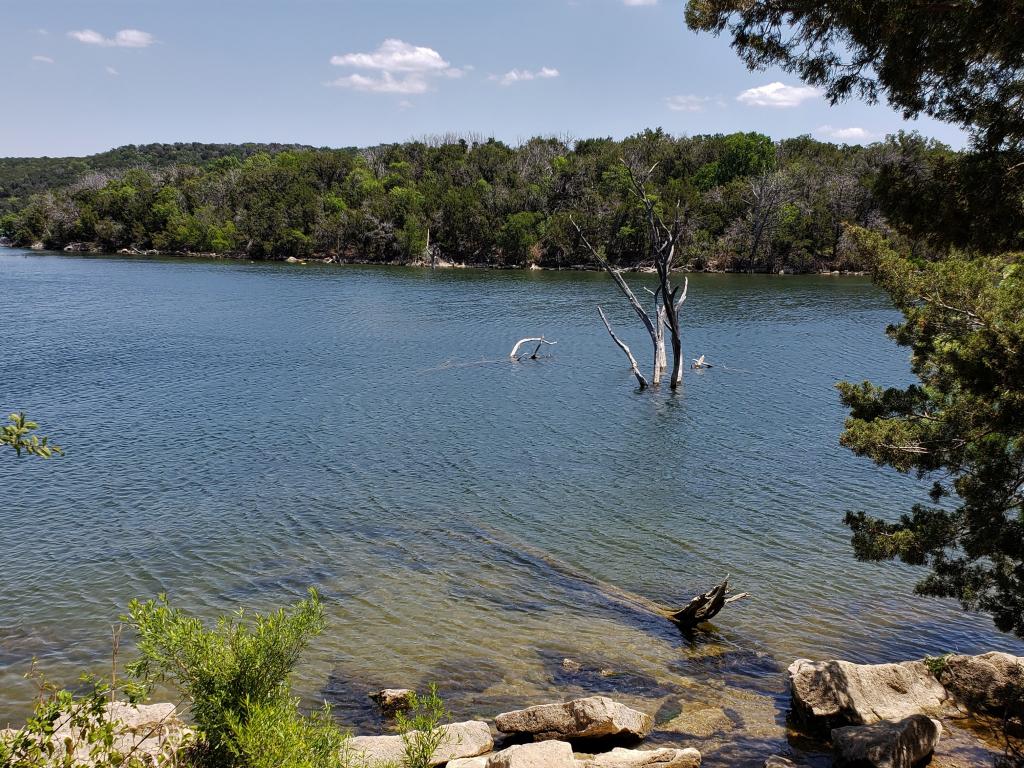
[3,129,1010,272]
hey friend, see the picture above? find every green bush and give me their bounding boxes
[125,588,344,768]
[226,698,349,768]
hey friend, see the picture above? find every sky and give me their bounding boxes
[1,0,968,157]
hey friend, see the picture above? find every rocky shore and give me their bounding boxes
[7,651,1019,768]
[3,240,867,276]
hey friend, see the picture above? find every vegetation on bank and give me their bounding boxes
[1,590,457,768]
[2,130,1010,273]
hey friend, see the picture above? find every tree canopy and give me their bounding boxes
[686,0,1024,637]
[839,234,1024,636]
[685,0,1024,152]
[1,132,906,273]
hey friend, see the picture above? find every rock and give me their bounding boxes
[763,758,796,768]
[448,757,491,768]
[562,658,583,674]
[30,242,44,250]
[487,741,575,768]
[285,256,301,263]
[788,658,949,727]
[581,747,701,768]
[369,688,416,716]
[349,720,493,767]
[831,714,941,768]
[495,696,653,741]
[661,707,733,738]
[938,652,1024,718]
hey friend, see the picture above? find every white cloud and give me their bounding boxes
[624,0,657,5]
[328,39,464,95]
[32,55,55,64]
[736,81,819,108]
[328,72,429,94]
[665,94,710,112]
[331,39,450,72]
[106,66,119,76]
[817,125,873,143]
[68,29,155,48]
[491,67,559,86]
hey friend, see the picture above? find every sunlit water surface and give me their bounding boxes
[2,249,1021,765]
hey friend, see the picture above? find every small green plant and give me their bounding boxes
[395,685,451,768]
[924,653,953,677]
[125,588,344,768]
[2,412,62,458]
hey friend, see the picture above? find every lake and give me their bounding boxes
[2,248,1021,765]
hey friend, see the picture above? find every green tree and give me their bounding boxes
[684,0,1024,151]
[838,233,1024,637]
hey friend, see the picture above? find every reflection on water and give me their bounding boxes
[1,250,1021,765]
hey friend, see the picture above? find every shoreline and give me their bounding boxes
[0,241,869,277]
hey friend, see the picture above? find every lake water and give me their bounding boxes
[2,248,1021,765]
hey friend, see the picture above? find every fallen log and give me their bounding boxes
[473,524,746,635]
[661,578,748,632]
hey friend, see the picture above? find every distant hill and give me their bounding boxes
[0,142,321,214]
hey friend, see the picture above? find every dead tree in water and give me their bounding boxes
[573,161,691,390]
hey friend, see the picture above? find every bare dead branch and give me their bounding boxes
[510,336,557,361]
[598,306,649,389]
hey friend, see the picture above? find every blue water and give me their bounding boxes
[2,249,1020,764]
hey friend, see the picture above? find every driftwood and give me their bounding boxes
[473,525,746,635]
[662,578,749,632]
[510,337,557,361]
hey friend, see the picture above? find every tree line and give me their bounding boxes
[2,130,1005,272]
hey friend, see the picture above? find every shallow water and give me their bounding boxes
[1,249,1021,765]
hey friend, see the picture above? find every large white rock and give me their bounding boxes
[580,746,701,768]
[832,715,942,768]
[487,741,576,768]
[495,697,653,740]
[788,659,949,726]
[938,652,1024,717]
[349,720,493,767]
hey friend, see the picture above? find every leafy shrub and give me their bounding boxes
[226,699,349,768]
[395,685,451,768]
[125,588,343,768]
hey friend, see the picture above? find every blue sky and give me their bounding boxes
[2,0,967,157]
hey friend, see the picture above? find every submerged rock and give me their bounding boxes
[763,758,796,768]
[349,720,493,767]
[487,741,575,768]
[495,696,653,741]
[831,714,941,768]
[938,652,1024,718]
[580,747,701,768]
[369,688,416,716]
[788,659,949,727]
